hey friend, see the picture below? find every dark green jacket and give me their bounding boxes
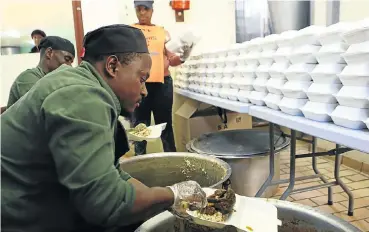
[1,61,135,232]
[7,66,46,108]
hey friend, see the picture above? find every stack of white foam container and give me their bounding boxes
[331,19,369,129]
[265,31,298,110]
[224,44,242,101]
[204,51,217,96]
[232,43,249,102]
[237,40,256,103]
[301,23,351,122]
[210,47,227,97]
[279,26,325,116]
[244,38,264,105]
[251,34,280,107]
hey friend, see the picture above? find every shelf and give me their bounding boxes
[174,88,250,113]
[250,106,369,154]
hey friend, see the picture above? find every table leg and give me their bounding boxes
[335,144,354,216]
[311,137,333,205]
[280,130,296,200]
[255,122,275,197]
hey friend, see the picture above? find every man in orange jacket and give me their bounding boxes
[132,0,192,155]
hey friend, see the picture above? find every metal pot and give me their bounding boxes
[187,129,290,197]
[119,152,231,188]
[135,199,360,232]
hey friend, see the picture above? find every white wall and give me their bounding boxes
[0,54,39,106]
[81,0,236,54]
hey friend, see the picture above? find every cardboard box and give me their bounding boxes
[174,99,252,152]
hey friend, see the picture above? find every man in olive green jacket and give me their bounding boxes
[1,24,206,232]
[6,36,75,108]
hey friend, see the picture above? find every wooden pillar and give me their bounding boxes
[72,0,84,64]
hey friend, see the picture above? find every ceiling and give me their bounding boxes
[1,0,75,46]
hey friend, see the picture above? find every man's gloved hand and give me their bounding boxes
[178,43,194,62]
[167,180,207,219]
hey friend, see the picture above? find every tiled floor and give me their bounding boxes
[273,142,369,231]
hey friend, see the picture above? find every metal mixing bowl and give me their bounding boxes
[119,152,231,188]
[136,199,360,232]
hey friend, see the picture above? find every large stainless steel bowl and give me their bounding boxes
[119,152,231,188]
[135,199,360,232]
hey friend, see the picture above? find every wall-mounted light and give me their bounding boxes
[170,0,190,22]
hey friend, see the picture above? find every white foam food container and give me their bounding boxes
[284,63,316,81]
[310,64,346,84]
[247,37,264,53]
[253,77,269,93]
[227,44,242,57]
[334,86,369,108]
[221,76,232,88]
[315,43,348,64]
[276,30,299,48]
[293,25,326,46]
[239,77,255,91]
[230,76,243,89]
[239,42,251,55]
[242,64,258,78]
[342,41,369,65]
[244,52,261,66]
[226,88,239,101]
[215,57,227,68]
[306,83,342,103]
[259,50,275,65]
[187,188,282,232]
[269,62,290,79]
[219,88,229,99]
[209,87,221,97]
[289,44,321,64]
[264,93,283,110]
[236,56,248,67]
[281,81,312,99]
[249,91,267,106]
[301,101,337,122]
[364,118,369,130]
[204,86,211,95]
[318,22,353,45]
[266,78,287,95]
[222,66,235,78]
[274,47,293,64]
[255,64,272,79]
[341,19,369,45]
[260,34,280,51]
[338,64,369,86]
[188,83,196,91]
[279,97,308,116]
[238,90,252,103]
[331,106,369,130]
[212,76,222,88]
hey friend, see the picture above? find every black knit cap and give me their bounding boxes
[82,24,148,58]
[31,29,46,38]
[39,36,75,57]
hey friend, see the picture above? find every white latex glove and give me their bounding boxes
[168,180,207,218]
[178,43,194,62]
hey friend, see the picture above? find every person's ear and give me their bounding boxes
[45,47,53,60]
[105,55,119,78]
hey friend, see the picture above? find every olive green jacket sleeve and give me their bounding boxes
[42,85,135,227]
[7,71,40,108]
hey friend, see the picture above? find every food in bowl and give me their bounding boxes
[128,123,151,137]
[190,189,236,222]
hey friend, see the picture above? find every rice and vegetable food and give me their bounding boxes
[189,189,236,223]
[129,123,151,137]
